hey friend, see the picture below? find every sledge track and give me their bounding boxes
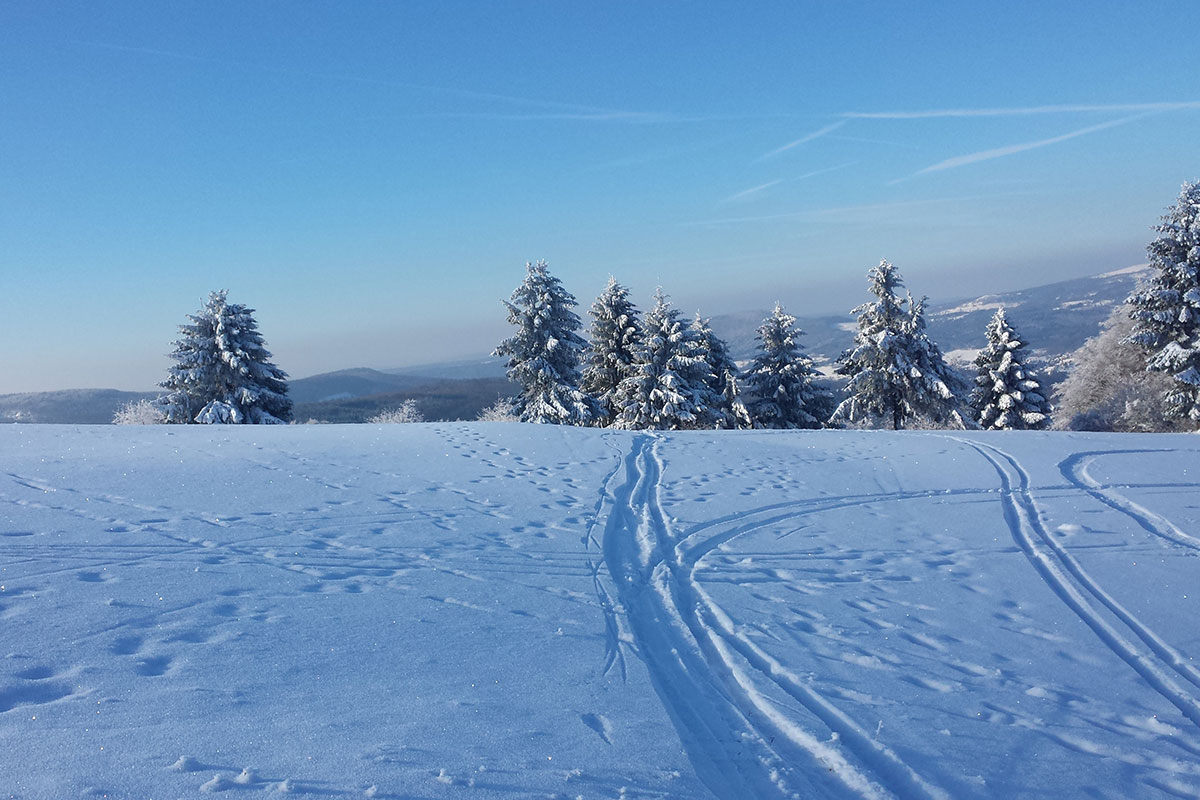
[1059,450,1200,552]
[951,437,1200,727]
[601,435,947,800]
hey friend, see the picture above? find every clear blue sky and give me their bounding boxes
[2,1,1198,392]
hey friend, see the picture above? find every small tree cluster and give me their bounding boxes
[158,290,292,424]
[496,263,834,431]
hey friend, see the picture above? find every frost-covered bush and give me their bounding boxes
[477,397,521,422]
[112,398,165,425]
[367,400,423,424]
[1055,306,1187,432]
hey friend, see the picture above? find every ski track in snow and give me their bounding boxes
[600,434,948,800]
[3,425,1200,798]
[949,437,1200,726]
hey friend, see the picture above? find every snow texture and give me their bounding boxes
[2,424,1200,799]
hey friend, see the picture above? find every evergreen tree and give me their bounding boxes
[159,290,292,424]
[493,260,594,425]
[831,260,965,430]
[613,289,714,430]
[970,307,1051,430]
[1126,182,1200,422]
[691,313,750,429]
[742,303,830,429]
[581,277,642,426]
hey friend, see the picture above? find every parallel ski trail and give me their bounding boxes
[952,437,1200,728]
[601,435,946,800]
[1059,450,1200,552]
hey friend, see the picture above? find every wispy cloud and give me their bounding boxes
[719,162,857,205]
[685,194,997,227]
[841,101,1200,119]
[73,39,679,123]
[757,120,847,160]
[913,113,1150,175]
[720,180,783,204]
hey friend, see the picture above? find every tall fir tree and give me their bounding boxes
[971,307,1051,430]
[691,314,750,429]
[581,277,642,426]
[742,304,830,429]
[1126,181,1200,423]
[831,260,965,430]
[159,290,292,424]
[613,289,714,430]
[493,260,594,425]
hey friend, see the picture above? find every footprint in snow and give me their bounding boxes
[580,712,614,745]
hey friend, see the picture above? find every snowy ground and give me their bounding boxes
[2,424,1199,799]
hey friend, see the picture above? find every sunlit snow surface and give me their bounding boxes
[2,424,1199,799]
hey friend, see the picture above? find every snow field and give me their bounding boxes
[1,424,1198,798]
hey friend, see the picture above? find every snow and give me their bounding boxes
[1101,263,1152,278]
[2,423,1200,798]
[933,300,1011,317]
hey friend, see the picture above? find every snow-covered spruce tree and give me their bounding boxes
[970,307,1051,430]
[1126,182,1200,423]
[492,260,594,425]
[581,276,642,426]
[1055,305,1186,432]
[159,290,292,424]
[613,289,714,430]
[691,313,750,429]
[831,260,966,430]
[741,304,830,429]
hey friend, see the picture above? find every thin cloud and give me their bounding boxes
[73,39,674,122]
[914,113,1150,175]
[719,162,856,206]
[685,194,995,227]
[842,101,1200,119]
[720,180,784,204]
[757,120,847,160]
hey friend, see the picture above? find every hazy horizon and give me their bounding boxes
[2,2,1194,393]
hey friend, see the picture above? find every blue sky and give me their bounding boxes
[2,1,1198,393]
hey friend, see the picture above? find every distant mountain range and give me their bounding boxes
[1,265,1149,424]
[709,264,1149,377]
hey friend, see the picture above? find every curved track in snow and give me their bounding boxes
[951,437,1200,728]
[600,435,949,800]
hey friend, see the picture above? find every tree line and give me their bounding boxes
[120,182,1200,431]
[493,257,1050,431]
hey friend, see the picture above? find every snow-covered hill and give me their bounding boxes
[2,424,1198,798]
[710,264,1151,373]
